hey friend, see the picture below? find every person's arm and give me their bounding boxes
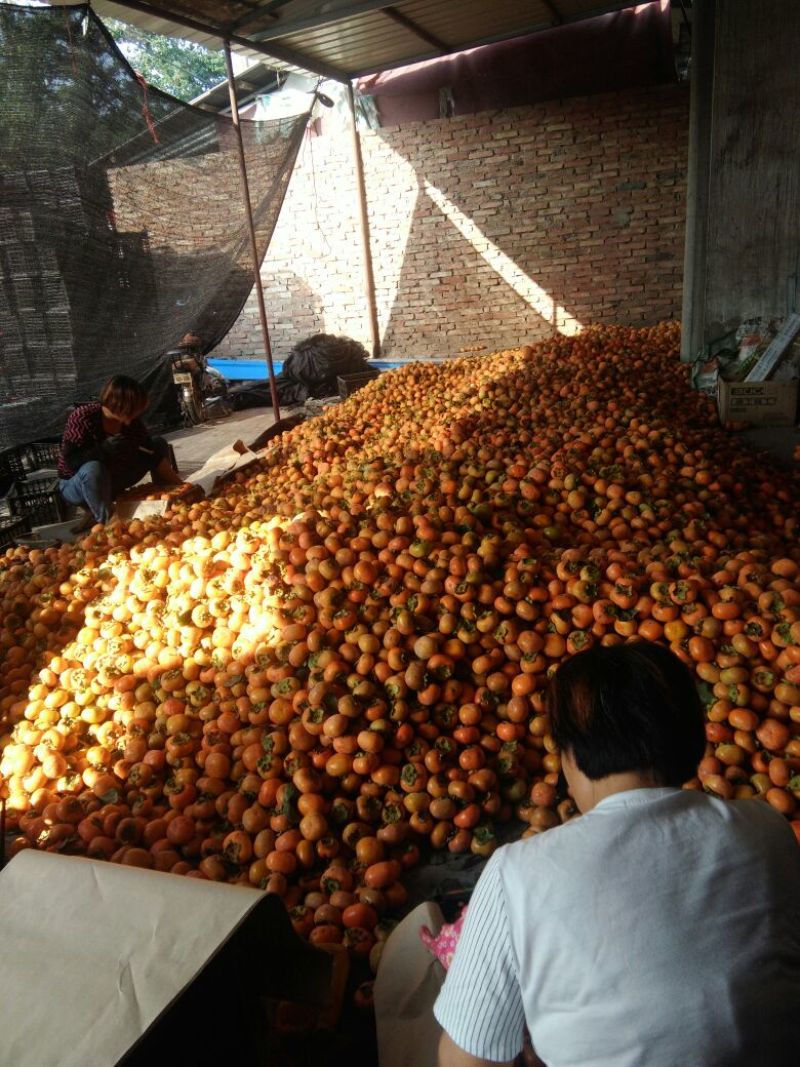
[120,416,156,454]
[433,854,526,1065]
[122,420,183,485]
[123,416,152,447]
[153,456,183,485]
[438,1031,515,1067]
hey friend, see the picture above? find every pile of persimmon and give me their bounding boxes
[1,321,799,955]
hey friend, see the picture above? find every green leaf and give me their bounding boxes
[696,681,715,709]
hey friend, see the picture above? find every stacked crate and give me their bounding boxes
[0,440,65,543]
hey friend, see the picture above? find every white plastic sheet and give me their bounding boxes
[374,901,446,1067]
[0,851,264,1067]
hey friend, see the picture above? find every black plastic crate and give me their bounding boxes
[3,343,29,379]
[337,370,380,398]
[0,515,27,551]
[9,476,64,528]
[0,316,23,348]
[46,307,72,342]
[42,275,68,308]
[14,211,35,243]
[0,439,61,477]
[2,171,27,196]
[0,447,27,481]
[11,276,35,310]
[26,439,61,470]
[26,170,53,198]
[0,207,15,244]
[5,243,39,276]
[20,308,47,344]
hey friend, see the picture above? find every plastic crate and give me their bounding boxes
[0,316,23,348]
[12,276,35,310]
[0,447,27,481]
[42,276,68,308]
[2,171,27,196]
[337,370,380,398]
[5,243,39,276]
[20,309,47,344]
[9,476,64,528]
[0,515,27,551]
[14,211,35,243]
[46,307,72,342]
[3,343,28,379]
[23,439,61,472]
[0,207,15,244]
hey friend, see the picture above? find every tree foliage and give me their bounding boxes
[104,18,226,102]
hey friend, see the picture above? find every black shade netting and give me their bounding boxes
[0,2,310,448]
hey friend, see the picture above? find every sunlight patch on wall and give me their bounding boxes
[367,140,420,338]
[423,180,583,337]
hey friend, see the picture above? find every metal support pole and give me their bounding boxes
[224,41,281,418]
[105,0,347,82]
[681,0,716,362]
[346,82,381,358]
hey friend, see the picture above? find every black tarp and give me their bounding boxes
[357,1,676,125]
[230,333,376,408]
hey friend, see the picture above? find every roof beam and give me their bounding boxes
[227,0,290,34]
[104,0,350,81]
[382,7,448,53]
[253,0,399,42]
[192,66,281,114]
[350,0,645,77]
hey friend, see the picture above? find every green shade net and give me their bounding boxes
[0,2,309,447]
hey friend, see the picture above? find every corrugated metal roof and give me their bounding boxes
[191,59,281,112]
[46,0,661,81]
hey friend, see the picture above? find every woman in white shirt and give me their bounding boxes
[434,641,800,1067]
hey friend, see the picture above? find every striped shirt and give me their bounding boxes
[434,788,800,1066]
[58,402,149,478]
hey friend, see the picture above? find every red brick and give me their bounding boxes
[217,83,689,359]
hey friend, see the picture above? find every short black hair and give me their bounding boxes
[545,641,705,786]
[100,375,148,418]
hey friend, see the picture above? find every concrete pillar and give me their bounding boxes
[680,0,715,361]
[681,0,800,361]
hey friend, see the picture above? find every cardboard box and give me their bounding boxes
[114,495,170,521]
[744,311,800,380]
[0,851,333,1067]
[717,379,798,426]
[374,901,447,1067]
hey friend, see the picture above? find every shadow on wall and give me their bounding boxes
[373,145,585,358]
[377,163,581,358]
[373,89,687,357]
[212,269,326,361]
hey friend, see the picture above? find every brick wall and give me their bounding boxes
[214,83,690,361]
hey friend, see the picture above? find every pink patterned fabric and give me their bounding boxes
[420,906,468,970]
